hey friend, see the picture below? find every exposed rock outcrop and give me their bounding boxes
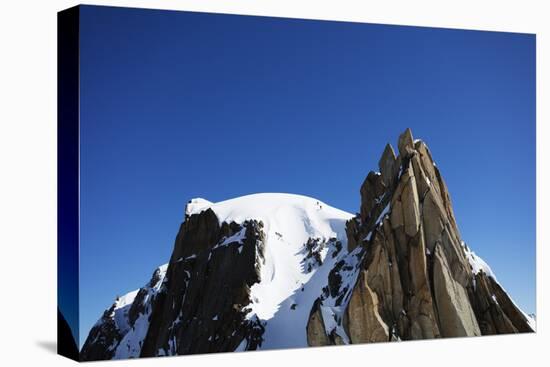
[345,270,390,343]
[80,299,125,360]
[469,270,534,335]
[307,128,534,346]
[433,245,480,337]
[140,211,266,357]
[81,209,267,360]
[80,265,168,360]
[306,299,331,346]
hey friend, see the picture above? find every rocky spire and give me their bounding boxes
[307,128,534,345]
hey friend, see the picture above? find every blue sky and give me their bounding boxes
[78,6,535,345]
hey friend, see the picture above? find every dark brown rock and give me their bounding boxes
[80,304,123,361]
[469,271,533,335]
[378,143,399,189]
[140,213,266,357]
[345,217,361,251]
[360,171,386,224]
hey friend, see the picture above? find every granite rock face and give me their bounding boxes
[307,128,534,345]
[81,209,267,360]
[345,270,390,343]
[140,211,266,357]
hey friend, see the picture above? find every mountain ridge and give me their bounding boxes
[80,129,534,360]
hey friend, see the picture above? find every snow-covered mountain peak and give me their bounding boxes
[186,192,353,241]
[184,193,355,348]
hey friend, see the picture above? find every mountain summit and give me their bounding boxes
[81,129,534,360]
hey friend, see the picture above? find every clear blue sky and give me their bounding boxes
[78,6,535,345]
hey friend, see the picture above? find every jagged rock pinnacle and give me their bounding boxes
[308,128,534,344]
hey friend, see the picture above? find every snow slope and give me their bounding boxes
[187,193,354,349]
[111,264,168,359]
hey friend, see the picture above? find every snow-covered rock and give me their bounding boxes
[80,265,167,360]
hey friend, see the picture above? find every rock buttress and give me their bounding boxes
[140,208,266,356]
[307,128,533,346]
